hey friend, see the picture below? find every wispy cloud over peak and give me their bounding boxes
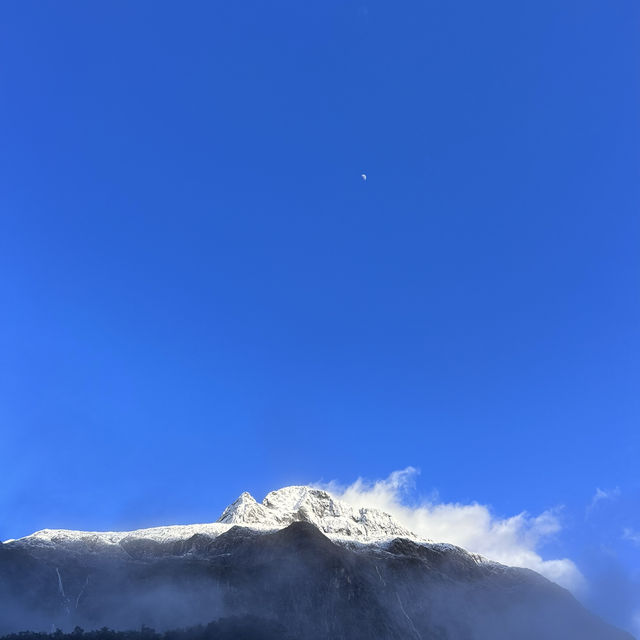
[320,468,584,592]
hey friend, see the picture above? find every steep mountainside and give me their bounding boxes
[0,487,633,640]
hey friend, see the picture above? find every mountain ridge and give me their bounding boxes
[1,485,634,639]
[0,520,632,639]
[6,485,421,550]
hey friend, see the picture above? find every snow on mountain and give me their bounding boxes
[9,523,232,550]
[218,485,417,542]
[6,485,420,551]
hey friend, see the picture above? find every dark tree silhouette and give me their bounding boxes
[0,617,294,640]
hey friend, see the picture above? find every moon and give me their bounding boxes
[361,173,367,181]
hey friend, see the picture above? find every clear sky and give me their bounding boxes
[1,1,638,634]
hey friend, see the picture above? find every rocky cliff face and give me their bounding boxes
[0,487,634,640]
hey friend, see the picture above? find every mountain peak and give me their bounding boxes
[8,485,418,551]
[218,491,266,525]
[217,485,417,542]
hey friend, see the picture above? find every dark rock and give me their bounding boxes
[0,523,633,640]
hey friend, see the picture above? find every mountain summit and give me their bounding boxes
[218,485,416,542]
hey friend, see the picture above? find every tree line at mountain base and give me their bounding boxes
[0,618,294,640]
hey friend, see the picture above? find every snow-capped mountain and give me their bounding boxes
[9,485,418,552]
[218,485,417,542]
[1,485,633,640]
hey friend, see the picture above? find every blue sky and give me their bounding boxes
[1,0,638,634]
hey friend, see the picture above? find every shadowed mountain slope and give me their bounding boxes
[0,519,633,639]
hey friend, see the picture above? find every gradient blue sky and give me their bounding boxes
[1,0,639,634]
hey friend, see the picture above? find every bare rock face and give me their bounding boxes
[1,487,634,640]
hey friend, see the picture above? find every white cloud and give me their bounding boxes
[586,487,621,516]
[623,528,640,545]
[320,467,584,592]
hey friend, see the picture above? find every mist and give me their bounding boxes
[0,522,633,640]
